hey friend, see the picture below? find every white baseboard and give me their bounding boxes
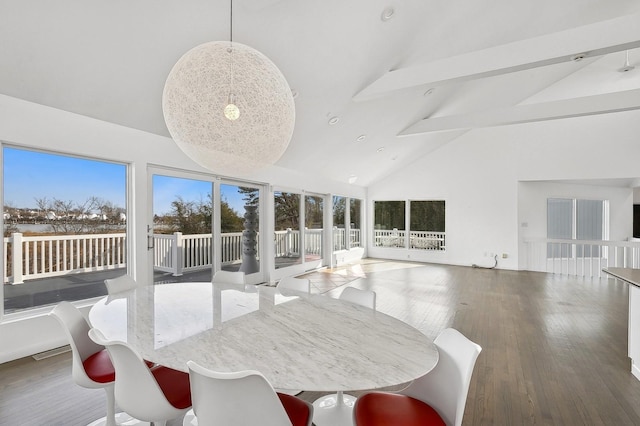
[631,361,640,381]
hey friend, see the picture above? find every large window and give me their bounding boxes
[547,198,608,257]
[410,200,446,250]
[374,201,406,248]
[374,200,446,250]
[3,147,127,314]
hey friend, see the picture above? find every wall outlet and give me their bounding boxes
[502,253,508,259]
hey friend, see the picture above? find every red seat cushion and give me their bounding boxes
[83,350,155,384]
[354,392,445,426]
[152,366,192,409]
[277,392,311,426]
[83,350,115,383]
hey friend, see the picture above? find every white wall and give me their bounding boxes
[368,125,519,269]
[0,94,365,363]
[368,109,640,271]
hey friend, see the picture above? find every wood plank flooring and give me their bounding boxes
[3,259,640,425]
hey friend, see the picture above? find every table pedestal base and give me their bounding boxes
[87,412,150,426]
[312,391,356,426]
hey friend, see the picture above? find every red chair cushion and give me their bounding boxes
[152,366,192,409]
[354,392,445,426]
[83,350,115,383]
[277,392,312,426]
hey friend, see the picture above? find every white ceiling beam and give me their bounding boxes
[354,12,640,102]
[398,88,640,136]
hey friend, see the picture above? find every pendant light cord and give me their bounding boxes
[229,0,234,93]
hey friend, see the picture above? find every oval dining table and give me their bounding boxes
[88,281,438,426]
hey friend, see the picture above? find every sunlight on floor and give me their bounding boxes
[301,258,425,294]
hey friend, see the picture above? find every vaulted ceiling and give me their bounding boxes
[1,0,639,186]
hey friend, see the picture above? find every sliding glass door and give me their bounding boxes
[151,173,214,283]
[274,191,302,270]
[219,182,262,283]
[149,168,265,285]
[304,194,324,270]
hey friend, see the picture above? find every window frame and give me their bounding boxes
[1,144,131,319]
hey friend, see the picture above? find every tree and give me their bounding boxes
[305,196,323,229]
[34,196,107,234]
[374,201,406,230]
[333,196,346,227]
[169,195,212,234]
[410,200,445,232]
[220,200,244,232]
[167,194,244,234]
[350,198,361,229]
[3,202,19,237]
[274,192,300,230]
[238,187,259,207]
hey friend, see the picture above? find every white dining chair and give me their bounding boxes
[104,274,137,295]
[277,276,311,294]
[212,270,245,285]
[88,328,192,426]
[186,360,313,426]
[353,328,482,426]
[338,286,376,309]
[312,287,377,425]
[50,301,129,426]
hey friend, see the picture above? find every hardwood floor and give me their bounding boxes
[3,259,640,425]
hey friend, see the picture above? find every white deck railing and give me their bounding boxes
[4,232,126,284]
[524,238,640,278]
[4,228,360,283]
[373,230,446,250]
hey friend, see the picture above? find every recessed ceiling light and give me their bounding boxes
[348,175,358,184]
[381,7,395,21]
[376,147,385,153]
[328,116,339,125]
[424,88,434,96]
[356,134,367,142]
[571,53,586,62]
[391,156,398,161]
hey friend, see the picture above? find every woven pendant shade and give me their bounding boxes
[163,41,295,175]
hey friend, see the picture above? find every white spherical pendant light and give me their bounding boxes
[162,41,295,175]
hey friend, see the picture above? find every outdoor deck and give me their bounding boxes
[3,256,310,313]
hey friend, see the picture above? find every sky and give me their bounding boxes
[152,176,251,216]
[3,147,251,216]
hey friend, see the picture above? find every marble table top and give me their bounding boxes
[88,282,438,392]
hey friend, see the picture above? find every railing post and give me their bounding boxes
[285,228,292,256]
[11,233,24,284]
[172,232,183,276]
